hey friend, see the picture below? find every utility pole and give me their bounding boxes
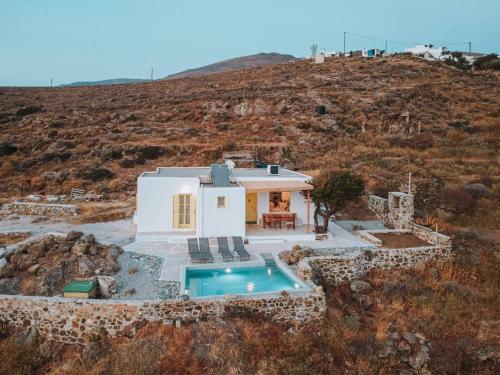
[468,41,471,53]
[343,31,346,55]
[150,67,154,83]
[50,78,53,88]
[385,40,388,53]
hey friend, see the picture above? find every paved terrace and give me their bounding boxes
[124,222,374,282]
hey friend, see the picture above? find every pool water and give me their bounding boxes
[185,264,301,297]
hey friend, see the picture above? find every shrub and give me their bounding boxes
[221,140,236,152]
[15,106,42,116]
[371,180,401,199]
[442,188,477,214]
[407,133,434,150]
[137,146,163,160]
[473,53,500,71]
[297,122,311,130]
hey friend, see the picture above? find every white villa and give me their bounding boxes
[405,44,448,60]
[135,163,316,243]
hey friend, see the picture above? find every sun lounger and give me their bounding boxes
[187,238,203,263]
[232,236,251,261]
[217,237,234,262]
[198,237,214,263]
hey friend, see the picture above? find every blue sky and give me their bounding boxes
[1,0,499,86]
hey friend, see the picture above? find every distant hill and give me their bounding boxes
[60,78,149,87]
[165,52,297,79]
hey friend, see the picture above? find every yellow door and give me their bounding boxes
[246,192,257,223]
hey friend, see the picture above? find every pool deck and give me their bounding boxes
[123,222,374,282]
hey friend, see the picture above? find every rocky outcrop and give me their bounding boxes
[279,244,313,265]
[0,233,122,296]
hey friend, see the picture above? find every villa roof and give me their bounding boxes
[141,167,309,179]
[239,180,313,192]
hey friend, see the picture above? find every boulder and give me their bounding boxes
[65,230,83,242]
[81,233,96,244]
[0,143,18,156]
[350,280,373,294]
[0,257,7,269]
[106,245,122,261]
[72,239,90,256]
[463,183,489,199]
[28,264,40,274]
[78,256,96,277]
[27,241,47,257]
[97,276,117,298]
[0,277,20,294]
[402,332,418,345]
[88,244,98,255]
[302,246,314,256]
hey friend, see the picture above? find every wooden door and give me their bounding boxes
[245,192,257,223]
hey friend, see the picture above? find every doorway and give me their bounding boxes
[245,192,257,223]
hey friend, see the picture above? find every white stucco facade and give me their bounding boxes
[198,186,246,238]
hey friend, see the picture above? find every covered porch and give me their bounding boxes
[240,179,316,242]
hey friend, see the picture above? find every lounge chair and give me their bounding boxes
[198,237,214,263]
[217,237,234,262]
[232,236,251,261]
[187,238,203,263]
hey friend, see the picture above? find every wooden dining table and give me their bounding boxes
[263,212,296,229]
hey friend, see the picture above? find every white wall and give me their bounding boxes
[199,186,245,237]
[289,191,315,226]
[136,177,200,233]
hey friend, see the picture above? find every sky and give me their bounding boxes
[0,0,499,86]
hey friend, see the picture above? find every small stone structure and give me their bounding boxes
[0,202,79,217]
[0,290,326,344]
[368,192,414,229]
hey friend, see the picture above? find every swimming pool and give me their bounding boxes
[184,263,304,297]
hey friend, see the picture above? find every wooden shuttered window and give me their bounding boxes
[173,194,195,229]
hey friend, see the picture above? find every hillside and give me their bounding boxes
[0,55,498,229]
[165,52,297,79]
[60,78,149,87]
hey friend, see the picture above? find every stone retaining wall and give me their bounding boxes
[298,243,452,285]
[0,202,79,217]
[0,290,325,344]
[405,222,450,246]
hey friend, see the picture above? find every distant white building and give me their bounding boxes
[314,53,325,64]
[405,44,448,60]
[362,48,384,58]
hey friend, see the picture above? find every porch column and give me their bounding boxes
[306,190,310,233]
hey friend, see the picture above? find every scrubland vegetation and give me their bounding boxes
[0,55,498,374]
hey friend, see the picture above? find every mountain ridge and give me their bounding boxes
[164,52,297,79]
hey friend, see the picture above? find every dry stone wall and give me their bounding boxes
[368,195,389,222]
[299,243,452,285]
[0,290,326,344]
[0,202,79,217]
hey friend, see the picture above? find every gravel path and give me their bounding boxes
[113,252,179,300]
[0,215,135,246]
